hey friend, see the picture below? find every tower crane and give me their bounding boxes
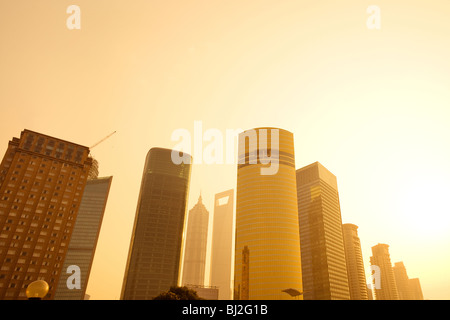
[90,131,116,149]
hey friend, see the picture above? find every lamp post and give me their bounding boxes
[282,288,303,300]
[26,280,49,300]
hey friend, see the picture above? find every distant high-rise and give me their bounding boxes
[370,244,399,300]
[367,287,374,300]
[296,162,350,300]
[392,261,424,300]
[409,278,424,300]
[121,148,192,300]
[186,284,219,300]
[342,223,368,300]
[0,129,92,299]
[54,175,113,300]
[234,127,303,300]
[210,189,234,300]
[182,194,209,286]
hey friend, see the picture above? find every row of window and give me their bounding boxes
[22,134,86,164]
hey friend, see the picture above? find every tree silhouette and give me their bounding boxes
[153,286,204,300]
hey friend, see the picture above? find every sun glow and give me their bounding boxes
[397,173,450,238]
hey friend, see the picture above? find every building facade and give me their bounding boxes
[393,261,413,300]
[370,243,399,300]
[234,127,303,300]
[210,189,234,300]
[0,129,92,299]
[186,284,219,300]
[121,147,192,299]
[392,261,425,300]
[342,223,368,300]
[409,278,424,300]
[296,162,350,300]
[54,176,113,299]
[182,194,209,286]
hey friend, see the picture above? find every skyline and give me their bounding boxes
[0,127,431,300]
[1,1,450,299]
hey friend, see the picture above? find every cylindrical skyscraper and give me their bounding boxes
[121,148,192,300]
[342,223,368,300]
[370,243,399,300]
[393,261,414,300]
[234,127,302,300]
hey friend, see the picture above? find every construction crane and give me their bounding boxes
[90,131,116,149]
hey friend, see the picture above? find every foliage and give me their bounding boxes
[153,286,204,300]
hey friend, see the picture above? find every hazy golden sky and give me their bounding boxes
[1,1,450,299]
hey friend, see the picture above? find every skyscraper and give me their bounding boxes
[234,127,303,300]
[0,129,92,299]
[121,147,192,300]
[54,175,113,300]
[182,194,209,286]
[409,278,424,300]
[370,243,399,300]
[342,223,368,300]
[393,261,420,300]
[210,189,234,300]
[296,162,350,300]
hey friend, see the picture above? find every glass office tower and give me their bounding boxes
[121,148,192,299]
[296,162,350,300]
[54,176,112,299]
